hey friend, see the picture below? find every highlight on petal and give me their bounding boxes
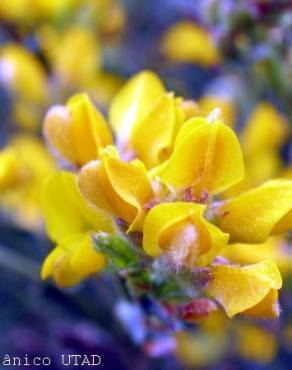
[130,93,184,168]
[206,259,282,318]
[79,146,154,231]
[143,202,229,267]
[160,117,244,197]
[43,93,113,166]
[161,21,221,67]
[108,70,165,143]
[219,179,292,243]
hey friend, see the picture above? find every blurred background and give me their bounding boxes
[0,0,291,369]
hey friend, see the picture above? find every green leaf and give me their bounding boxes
[93,232,140,269]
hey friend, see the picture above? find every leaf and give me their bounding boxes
[93,232,140,269]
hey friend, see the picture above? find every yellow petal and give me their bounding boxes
[180,100,200,120]
[221,237,281,265]
[143,202,229,266]
[41,233,106,287]
[41,244,82,287]
[175,330,227,368]
[0,148,21,191]
[70,233,106,277]
[67,93,113,165]
[86,72,124,107]
[53,25,101,86]
[244,289,280,319]
[198,95,236,128]
[0,0,29,22]
[242,102,288,155]
[245,151,282,187]
[43,105,77,163]
[40,171,116,243]
[43,93,113,166]
[161,21,221,67]
[41,245,62,280]
[30,0,75,19]
[219,179,292,243]
[130,93,184,168]
[0,135,56,229]
[237,325,277,363]
[160,117,244,197]
[0,43,47,102]
[206,259,282,318]
[79,146,154,231]
[108,70,165,142]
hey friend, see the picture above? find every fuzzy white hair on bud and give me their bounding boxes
[164,223,199,272]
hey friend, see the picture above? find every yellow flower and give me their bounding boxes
[175,330,227,367]
[223,102,288,197]
[236,325,277,363]
[90,0,126,38]
[0,0,29,22]
[219,179,292,243]
[0,43,48,129]
[43,93,113,166]
[0,135,56,229]
[0,148,22,191]
[41,171,116,287]
[198,95,236,128]
[41,70,292,310]
[206,259,282,319]
[222,237,292,275]
[30,0,76,19]
[79,146,154,232]
[160,116,244,198]
[44,71,184,169]
[143,202,229,267]
[0,0,76,22]
[161,21,221,67]
[109,70,165,145]
[0,43,47,102]
[92,70,184,167]
[242,102,288,156]
[85,72,125,107]
[129,93,185,168]
[51,25,102,86]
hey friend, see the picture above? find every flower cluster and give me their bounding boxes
[40,70,292,321]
